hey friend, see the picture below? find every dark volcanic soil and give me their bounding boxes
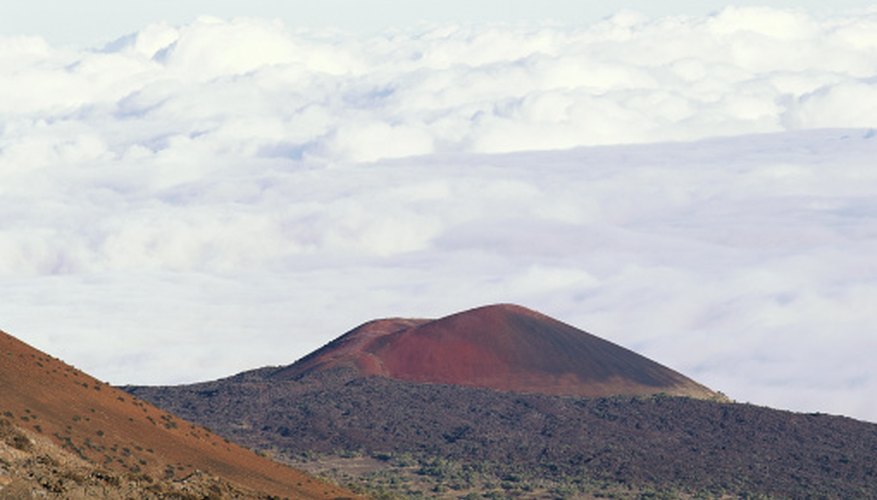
[128,368,877,498]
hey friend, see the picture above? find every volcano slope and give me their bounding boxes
[127,304,877,498]
[272,304,720,400]
[0,329,356,499]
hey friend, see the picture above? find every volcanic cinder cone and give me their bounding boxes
[0,329,356,499]
[273,304,720,399]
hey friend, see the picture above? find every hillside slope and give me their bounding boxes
[274,304,721,399]
[0,329,356,499]
[129,369,877,498]
[126,305,877,497]
[0,416,293,498]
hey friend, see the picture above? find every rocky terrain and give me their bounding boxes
[127,304,877,498]
[129,367,877,498]
[0,329,357,499]
[0,416,282,499]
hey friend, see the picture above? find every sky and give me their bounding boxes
[2,0,876,46]
[1,2,877,422]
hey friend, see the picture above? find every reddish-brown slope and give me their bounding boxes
[274,304,719,399]
[0,330,356,499]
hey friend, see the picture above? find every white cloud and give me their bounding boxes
[788,80,877,129]
[1,8,877,423]
[322,121,435,162]
[3,8,876,166]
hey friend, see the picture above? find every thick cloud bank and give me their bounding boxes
[2,8,877,165]
[1,8,877,422]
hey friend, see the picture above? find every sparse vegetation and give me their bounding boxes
[1,418,34,452]
[0,417,280,498]
[128,367,877,498]
[1,329,357,499]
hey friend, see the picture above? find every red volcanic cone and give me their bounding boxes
[273,304,720,399]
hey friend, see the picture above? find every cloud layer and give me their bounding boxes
[1,7,876,422]
[2,7,877,167]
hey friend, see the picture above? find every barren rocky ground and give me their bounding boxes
[129,368,877,498]
[0,329,357,499]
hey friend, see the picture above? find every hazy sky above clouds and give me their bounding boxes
[2,0,876,46]
[1,4,877,422]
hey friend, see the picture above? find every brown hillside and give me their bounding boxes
[0,329,356,499]
[273,304,719,399]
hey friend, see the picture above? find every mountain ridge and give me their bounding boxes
[128,366,877,498]
[123,304,877,497]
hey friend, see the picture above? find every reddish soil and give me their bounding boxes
[0,329,357,499]
[273,304,720,399]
